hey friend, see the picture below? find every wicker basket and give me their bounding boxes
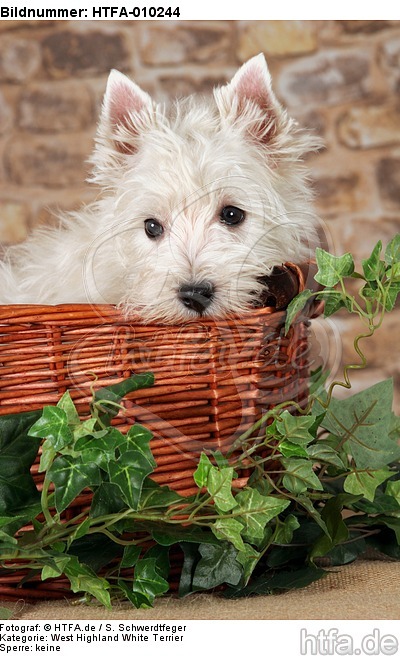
[0,262,321,599]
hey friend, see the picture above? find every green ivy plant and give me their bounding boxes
[0,236,399,610]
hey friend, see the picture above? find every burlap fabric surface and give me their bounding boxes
[2,561,399,620]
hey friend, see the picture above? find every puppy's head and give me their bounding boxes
[89,54,321,322]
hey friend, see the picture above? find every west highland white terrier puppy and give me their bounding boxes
[0,54,320,323]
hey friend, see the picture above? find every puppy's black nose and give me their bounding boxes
[178,282,215,315]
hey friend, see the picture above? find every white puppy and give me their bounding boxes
[0,54,320,322]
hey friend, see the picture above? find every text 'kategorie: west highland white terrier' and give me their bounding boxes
[0,54,321,323]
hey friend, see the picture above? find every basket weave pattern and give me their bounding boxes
[0,304,312,495]
[0,265,319,599]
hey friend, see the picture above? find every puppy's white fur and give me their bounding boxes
[0,54,320,322]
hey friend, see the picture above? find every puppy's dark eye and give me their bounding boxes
[144,218,164,239]
[219,205,246,227]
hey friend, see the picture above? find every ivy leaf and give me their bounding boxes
[362,241,383,281]
[366,529,400,560]
[352,487,400,514]
[281,458,324,494]
[120,545,141,569]
[72,418,99,440]
[78,428,126,470]
[107,450,154,510]
[285,289,313,334]
[278,440,309,458]
[0,504,42,543]
[57,391,80,425]
[344,468,395,502]
[314,248,355,287]
[178,543,201,597]
[48,456,102,513]
[211,518,245,551]
[139,479,183,510]
[67,534,121,572]
[90,482,127,518]
[224,566,326,598]
[385,234,400,266]
[0,410,41,516]
[307,442,346,469]
[271,518,327,568]
[93,373,154,424]
[385,480,400,507]
[212,451,231,469]
[323,538,367,566]
[145,544,171,581]
[378,517,400,545]
[64,556,111,608]
[320,290,350,318]
[263,566,326,591]
[296,496,329,536]
[235,489,290,543]
[247,465,274,497]
[67,517,91,546]
[192,542,243,590]
[273,514,300,545]
[0,521,18,545]
[319,380,400,469]
[383,282,400,311]
[193,453,213,489]
[386,262,400,280]
[38,440,56,473]
[120,424,156,470]
[310,495,350,560]
[276,411,315,445]
[28,406,73,451]
[41,555,71,580]
[128,557,169,608]
[235,543,262,584]
[207,467,237,512]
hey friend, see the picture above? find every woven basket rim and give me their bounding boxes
[0,302,278,324]
[0,260,319,325]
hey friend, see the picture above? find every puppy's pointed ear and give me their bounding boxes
[97,70,154,155]
[215,54,286,144]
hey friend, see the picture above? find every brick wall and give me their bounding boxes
[0,20,399,406]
